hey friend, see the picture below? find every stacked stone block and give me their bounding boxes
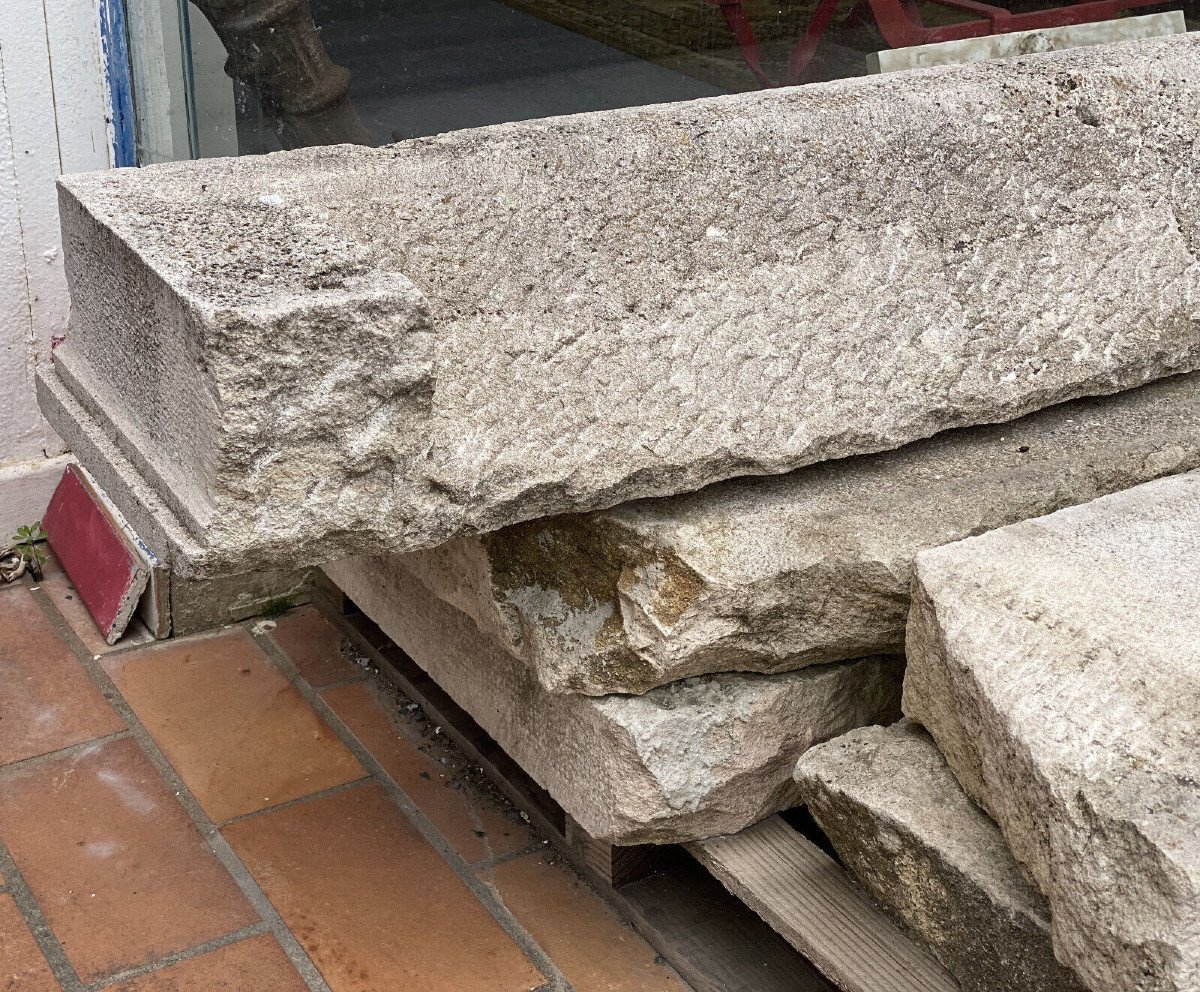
[797,473,1200,992]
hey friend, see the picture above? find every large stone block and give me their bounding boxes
[404,373,1200,695]
[322,554,903,844]
[904,472,1200,992]
[795,721,1087,992]
[44,35,1200,577]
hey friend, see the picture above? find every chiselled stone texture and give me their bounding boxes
[323,554,903,845]
[904,472,1200,992]
[405,373,1200,695]
[44,34,1200,577]
[795,721,1087,992]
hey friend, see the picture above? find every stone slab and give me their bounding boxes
[795,721,1087,992]
[404,372,1200,695]
[169,567,315,637]
[904,471,1200,992]
[322,553,903,844]
[45,34,1200,577]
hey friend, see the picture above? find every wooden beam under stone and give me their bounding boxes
[689,816,959,992]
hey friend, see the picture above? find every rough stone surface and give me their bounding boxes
[322,554,903,844]
[45,34,1200,577]
[404,372,1200,695]
[904,471,1200,992]
[795,721,1087,992]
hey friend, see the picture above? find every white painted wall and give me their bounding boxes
[0,0,112,536]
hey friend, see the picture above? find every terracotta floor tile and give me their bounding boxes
[103,630,364,822]
[323,682,532,864]
[271,607,363,687]
[0,893,59,991]
[0,737,255,983]
[109,935,307,992]
[494,854,686,992]
[225,783,542,992]
[0,586,123,766]
[39,573,153,657]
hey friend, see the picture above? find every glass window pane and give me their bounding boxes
[129,0,1198,163]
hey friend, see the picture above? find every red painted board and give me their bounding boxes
[71,466,169,639]
[41,465,149,645]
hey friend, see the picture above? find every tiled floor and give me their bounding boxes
[0,566,689,992]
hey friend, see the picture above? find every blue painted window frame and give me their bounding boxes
[99,0,138,167]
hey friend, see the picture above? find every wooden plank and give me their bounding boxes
[322,590,834,992]
[688,816,959,992]
[42,0,114,175]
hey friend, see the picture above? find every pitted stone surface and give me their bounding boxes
[904,472,1200,992]
[46,34,1200,576]
[403,373,1200,695]
[795,721,1087,992]
[322,554,903,844]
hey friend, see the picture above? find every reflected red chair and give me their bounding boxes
[706,0,1174,86]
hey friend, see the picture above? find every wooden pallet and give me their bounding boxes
[316,580,952,992]
[689,817,958,992]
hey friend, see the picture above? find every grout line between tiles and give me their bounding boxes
[93,623,241,659]
[0,839,85,992]
[252,622,575,992]
[218,776,374,829]
[308,671,372,692]
[28,589,335,992]
[472,842,551,874]
[87,922,270,990]
[87,634,160,659]
[0,731,133,778]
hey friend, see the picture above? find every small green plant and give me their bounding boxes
[9,521,47,582]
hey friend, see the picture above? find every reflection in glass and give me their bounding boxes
[125,0,1197,162]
